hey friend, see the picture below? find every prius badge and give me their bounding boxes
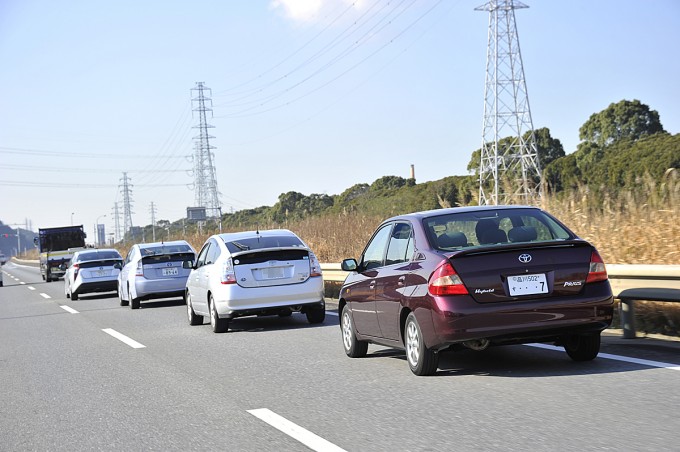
[518,253,532,264]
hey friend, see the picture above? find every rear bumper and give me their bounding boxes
[73,279,118,296]
[134,277,189,301]
[425,282,614,349]
[212,277,325,318]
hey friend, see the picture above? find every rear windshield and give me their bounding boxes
[423,208,574,251]
[222,235,305,253]
[75,251,122,262]
[140,244,193,256]
[141,252,195,264]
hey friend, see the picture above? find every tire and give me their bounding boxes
[118,282,128,306]
[45,269,51,282]
[71,290,78,301]
[563,333,601,361]
[130,298,140,310]
[209,295,229,333]
[341,305,368,358]
[404,313,439,376]
[305,305,326,324]
[186,292,203,326]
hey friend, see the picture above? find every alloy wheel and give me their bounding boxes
[406,320,420,367]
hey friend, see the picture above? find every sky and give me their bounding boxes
[1,0,679,241]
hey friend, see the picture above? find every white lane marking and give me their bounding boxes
[27,286,35,291]
[525,343,680,372]
[248,408,346,452]
[102,328,146,349]
[40,293,51,299]
[60,305,79,314]
[20,281,26,285]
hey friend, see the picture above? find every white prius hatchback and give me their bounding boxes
[185,229,325,333]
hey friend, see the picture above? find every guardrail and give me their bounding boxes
[321,263,680,339]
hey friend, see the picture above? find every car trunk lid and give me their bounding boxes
[141,252,194,280]
[447,240,595,303]
[232,248,311,288]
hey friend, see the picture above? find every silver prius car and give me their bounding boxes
[118,240,196,309]
[185,229,325,333]
[64,248,123,300]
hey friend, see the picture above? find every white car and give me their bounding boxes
[185,229,325,333]
[0,252,7,265]
[118,240,196,309]
[64,249,123,300]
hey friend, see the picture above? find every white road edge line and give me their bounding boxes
[248,408,347,452]
[39,293,51,299]
[525,343,680,371]
[102,328,146,349]
[60,305,79,314]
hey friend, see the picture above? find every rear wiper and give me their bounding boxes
[231,241,250,251]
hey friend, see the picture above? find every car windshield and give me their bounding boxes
[140,244,193,256]
[222,235,305,253]
[424,208,574,250]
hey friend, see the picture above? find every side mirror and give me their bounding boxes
[183,260,194,269]
[341,258,358,272]
[59,263,68,271]
[113,262,123,270]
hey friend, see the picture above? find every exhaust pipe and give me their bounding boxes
[463,338,490,351]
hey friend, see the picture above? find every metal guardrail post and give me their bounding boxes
[620,299,636,339]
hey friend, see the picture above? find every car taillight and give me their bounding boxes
[135,261,144,277]
[586,250,608,283]
[428,261,468,296]
[221,258,237,285]
[73,263,80,279]
[309,252,322,277]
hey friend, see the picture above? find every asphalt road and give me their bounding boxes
[2,262,679,451]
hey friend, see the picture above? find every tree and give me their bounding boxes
[578,99,665,148]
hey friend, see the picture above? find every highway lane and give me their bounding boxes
[2,262,680,451]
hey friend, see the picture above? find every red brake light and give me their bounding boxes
[586,250,608,283]
[221,258,237,285]
[428,261,468,296]
[309,252,322,277]
[73,263,80,279]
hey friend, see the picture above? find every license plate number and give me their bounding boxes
[508,273,548,296]
[263,267,284,279]
[94,270,108,277]
[162,267,179,276]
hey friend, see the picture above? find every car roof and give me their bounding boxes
[386,205,541,222]
[136,240,191,249]
[217,229,297,242]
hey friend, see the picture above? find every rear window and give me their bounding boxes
[76,251,122,262]
[140,244,193,256]
[141,252,195,264]
[424,208,573,250]
[222,235,305,253]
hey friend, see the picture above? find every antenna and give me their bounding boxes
[476,0,541,205]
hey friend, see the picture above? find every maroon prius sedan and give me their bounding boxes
[339,205,614,376]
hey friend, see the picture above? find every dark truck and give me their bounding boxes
[35,226,87,282]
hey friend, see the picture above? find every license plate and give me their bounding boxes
[162,267,179,276]
[263,267,285,279]
[508,273,548,296]
[94,270,109,278]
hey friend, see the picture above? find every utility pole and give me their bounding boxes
[476,0,541,205]
[149,202,157,242]
[191,82,222,218]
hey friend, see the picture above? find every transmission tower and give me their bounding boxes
[476,0,541,205]
[191,82,222,218]
[149,201,157,242]
[119,172,134,239]
[112,202,122,243]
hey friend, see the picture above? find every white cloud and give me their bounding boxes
[270,0,324,23]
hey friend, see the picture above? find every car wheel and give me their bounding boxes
[118,282,128,306]
[305,306,325,324]
[71,290,78,301]
[45,269,51,282]
[405,313,438,376]
[209,295,229,333]
[186,292,203,326]
[563,333,601,361]
[128,283,140,309]
[341,305,368,358]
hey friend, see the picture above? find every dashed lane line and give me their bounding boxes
[248,408,346,452]
[102,328,146,349]
[39,293,51,299]
[27,286,35,291]
[60,305,79,314]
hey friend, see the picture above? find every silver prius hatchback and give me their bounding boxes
[185,229,325,333]
[118,240,196,309]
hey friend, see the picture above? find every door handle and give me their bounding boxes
[398,276,406,286]
[369,280,376,289]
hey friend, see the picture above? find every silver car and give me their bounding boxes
[118,240,196,309]
[64,249,123,300]
[185,229,325,333]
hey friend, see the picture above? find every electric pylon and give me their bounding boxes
[191,82,222,218]
[119,172,134,239]
[112,202,122,243]
[149,201,157,242]
[476,0,541,205]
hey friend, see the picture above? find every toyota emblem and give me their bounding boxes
[518,253,532,264]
